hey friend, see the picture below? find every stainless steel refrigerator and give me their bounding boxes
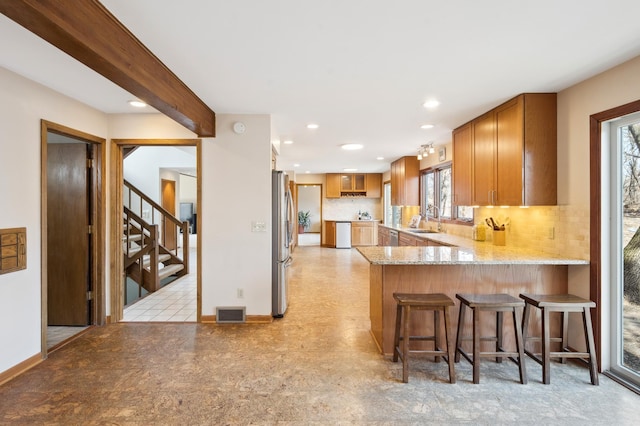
[272,170,293,317]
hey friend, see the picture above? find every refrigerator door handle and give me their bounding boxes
[285,189,294,248]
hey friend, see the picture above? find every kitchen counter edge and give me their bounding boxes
[363,225,589,266]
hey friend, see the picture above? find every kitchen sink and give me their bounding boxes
[407,229,438,234]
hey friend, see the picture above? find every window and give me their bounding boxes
[383,181,392,225]
[420,163,473,224]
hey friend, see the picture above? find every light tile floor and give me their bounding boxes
[298,232,320,246]
[122,233,197,322]
[122,275,196,322]
[46,326,89,350]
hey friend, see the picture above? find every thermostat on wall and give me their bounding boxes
[233,122,246,134]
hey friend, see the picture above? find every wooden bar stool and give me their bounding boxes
[392,293,456,383]
[519,293,598,385]
[454,293,527,384]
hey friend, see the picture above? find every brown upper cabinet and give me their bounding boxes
[365,173,382,198]
[452,122,473,206]
[391,156,419,206]
[326,173,382,198]
[341,174,366,192]
[453,93,557,207]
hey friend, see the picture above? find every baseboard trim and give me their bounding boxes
[0,353,42,386]
[201,314,273,324]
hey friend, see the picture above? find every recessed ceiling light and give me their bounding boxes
[293,163,300,167]
[305,171,311,174]
[423,99,440,109]
[376,157,385,160]
[306,123,319,129]
[341,143,363,150]
[421,124,434,129]
[283,140,293,144]
[344,168,358,172]
[128,100,146,108]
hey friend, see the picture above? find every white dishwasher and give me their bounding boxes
[335,222,352,248]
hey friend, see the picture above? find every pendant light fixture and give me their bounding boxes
[417,143,435,160]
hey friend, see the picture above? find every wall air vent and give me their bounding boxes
[216,306,246,324]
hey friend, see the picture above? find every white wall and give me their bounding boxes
[180,174,197,207]
[0,66,108,373]
[201,114,273,317]
[124,146,196,206]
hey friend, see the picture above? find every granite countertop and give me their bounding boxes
[361,224,589,265]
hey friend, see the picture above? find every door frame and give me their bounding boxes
[590,99,640,371]
[295,183,323,234]
[40,120,106,356]
[110,139,202,323]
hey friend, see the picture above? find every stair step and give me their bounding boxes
[142,254,171,267]
[123,233,143,242]
[124,246,141,255]
[158,264,184,280]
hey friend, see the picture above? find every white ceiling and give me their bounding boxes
[2,1,640,173]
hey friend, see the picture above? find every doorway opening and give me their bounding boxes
[111,139,202,323]
[296,184,322,246]
[41,121,106,354]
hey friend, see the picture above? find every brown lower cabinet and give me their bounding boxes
[398,232,418,246]
[352,221,377,246]
[378,226,390,246]
[325,220,378,247]
[324,221,336,247]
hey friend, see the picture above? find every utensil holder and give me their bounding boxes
[493,230,506,246]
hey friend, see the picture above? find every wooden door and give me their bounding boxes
[472,111,496,205]
[452,122,473,206]
[161,179,177,250]
[495,96,524,205]
[47,143,91,325]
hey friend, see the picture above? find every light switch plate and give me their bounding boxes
[251,221,267,232]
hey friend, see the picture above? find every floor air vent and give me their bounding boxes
[216,307,246,324]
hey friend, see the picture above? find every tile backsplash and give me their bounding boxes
[323,198,382,221]
[435,205,590,259]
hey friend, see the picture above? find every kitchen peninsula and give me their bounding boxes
[357,235,589,356]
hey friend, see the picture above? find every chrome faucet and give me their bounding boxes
[427,204,442,232]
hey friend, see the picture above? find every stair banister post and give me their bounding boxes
[182,221,189,274]
[149,224,160,292]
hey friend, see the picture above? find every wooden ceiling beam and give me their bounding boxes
[0,0,215,137]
